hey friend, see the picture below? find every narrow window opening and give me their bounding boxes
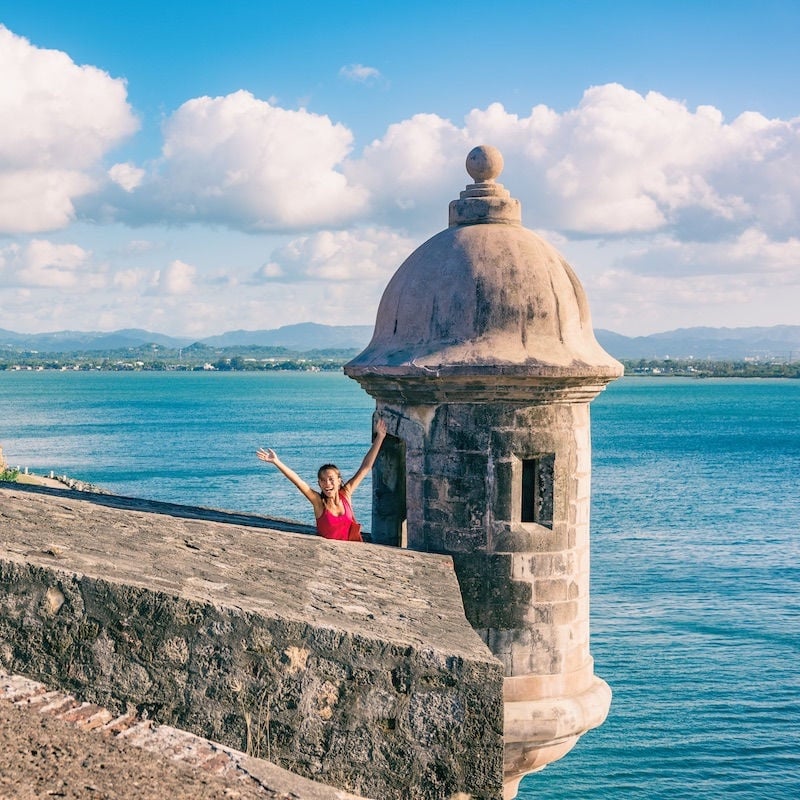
[373,433,406,547]
[521,455,554,528]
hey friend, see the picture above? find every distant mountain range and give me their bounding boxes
[0,323,371,354]
[594,325,800,360]
[1,322,799,360]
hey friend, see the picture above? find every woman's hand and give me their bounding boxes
[256,447,279,464]
[256,448,319,508]
[375,417,388,439]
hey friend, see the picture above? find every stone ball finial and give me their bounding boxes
[466,145,504,182]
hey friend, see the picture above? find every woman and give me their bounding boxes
[256,418,387,540]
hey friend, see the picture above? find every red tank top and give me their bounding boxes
[315,492,354,540]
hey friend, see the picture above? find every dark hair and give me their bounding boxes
[317,464,341,480]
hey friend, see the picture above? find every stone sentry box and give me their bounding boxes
[346,146,623,798]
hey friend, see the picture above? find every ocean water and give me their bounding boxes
[0,371,376,523]
[1,372,798,799]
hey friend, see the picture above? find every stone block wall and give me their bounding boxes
[374,401,593,680]
[0,485,504,800]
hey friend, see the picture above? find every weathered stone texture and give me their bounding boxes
[369,400,595,676]
[0,484,504,800]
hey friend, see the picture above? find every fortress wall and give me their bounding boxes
[0,484,504,800]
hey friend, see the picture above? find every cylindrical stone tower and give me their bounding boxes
[345,146,622,799]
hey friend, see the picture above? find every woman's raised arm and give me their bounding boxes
[344,418,388,495]
[257,448,323,512]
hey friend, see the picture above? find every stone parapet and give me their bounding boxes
[0,484,504,800]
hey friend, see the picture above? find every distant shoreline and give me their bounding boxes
[2,360,798,378]
[1,466,109,494]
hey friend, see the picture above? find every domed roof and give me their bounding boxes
[345,146,622,402]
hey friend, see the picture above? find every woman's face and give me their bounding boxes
[318,468,341,497]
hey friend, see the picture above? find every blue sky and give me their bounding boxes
[1,0,798,337]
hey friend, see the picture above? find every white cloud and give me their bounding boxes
[154,259,196,295]
[0,239,96,288]
[343,113,469,230]
[256,228,415,283]
[618,228,800,278]
[728,228,800,269]
[339,64,382,84]
[574,227,800,335]
[141,90,367,230]
[0,170,96,233]
[257,262,285,279]
[346,85,800,243]
[0,25,139,233]
[585,266,788,335]
[95,83,799,251]
[112,268,148,291]
[109,162,145,192]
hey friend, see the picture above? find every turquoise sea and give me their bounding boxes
[1,371,798,799]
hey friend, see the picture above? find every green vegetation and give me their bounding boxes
[0,342,360,372]
[0,467,20,482]
[622,358,800,379]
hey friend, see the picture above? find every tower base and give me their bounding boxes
[503,674,612,798]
